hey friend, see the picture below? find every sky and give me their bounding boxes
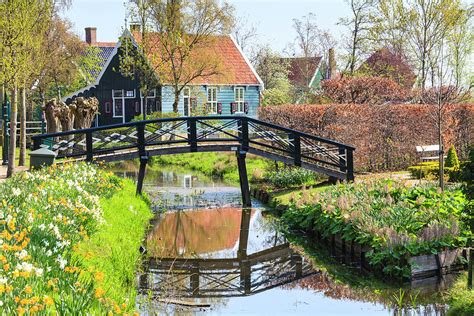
[64,0,351,53]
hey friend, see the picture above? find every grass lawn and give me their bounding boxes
[270,184,331,206]
[152,152,270,184]
[0,145,30,166]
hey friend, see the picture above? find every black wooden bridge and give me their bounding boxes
[31,116,355,206]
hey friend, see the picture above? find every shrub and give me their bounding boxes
[446,145,460,169]
[408,161,459,182]
[258,103,474,172]
[321,77,410,105]
[280,180,471,279]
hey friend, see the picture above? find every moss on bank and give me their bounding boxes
[75,179,153,312]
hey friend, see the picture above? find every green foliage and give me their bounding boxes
[0,163,149,314]
[153,152,270,184]
[262,77,293,106]
[266,167,321,188]
[408,161,459,182]
[445,145,460,169]
[280,180,471,279]
[447,272,474,316]
[75,179,153,311]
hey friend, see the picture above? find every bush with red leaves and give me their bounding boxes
[258,103,474,172]
[321,77,411,105]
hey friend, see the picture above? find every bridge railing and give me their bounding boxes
[32,116,355,181]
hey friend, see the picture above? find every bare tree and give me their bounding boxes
[339,0,374,76]
[231,13,258,54]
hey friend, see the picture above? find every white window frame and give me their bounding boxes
[207,87,218,114]
[112,89,135,123]
[235,87,245,113]
[183,87,191,116]
[140,89,156,98]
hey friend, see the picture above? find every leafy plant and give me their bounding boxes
[279,180,471,279]
[266,167,321,188]
[446,145,460,169]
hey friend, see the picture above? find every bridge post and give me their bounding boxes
[136,123,149,195]
[289,133,301,167]
[346,148,355,182]
[187,117,197,152]
[238,118,249,151]
[86,131,93,162]
[236,150,251,208]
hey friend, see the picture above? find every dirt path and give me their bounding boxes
[0,165,28,182]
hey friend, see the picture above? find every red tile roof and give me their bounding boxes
[132,32,261,85]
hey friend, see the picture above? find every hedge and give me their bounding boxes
[258,103,474,172]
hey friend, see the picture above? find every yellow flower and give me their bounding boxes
[24,285,33,294]
[95,287,105,298]
[94,271,104,282]
[43,295,54,306]
[3,263,10,271]
[16,306,26,316]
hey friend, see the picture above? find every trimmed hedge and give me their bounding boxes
[258,103,474,172]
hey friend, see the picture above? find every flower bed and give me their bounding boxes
[279,180,471,279]
[0,163,150,314]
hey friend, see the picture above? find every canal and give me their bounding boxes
[114,162,451,315]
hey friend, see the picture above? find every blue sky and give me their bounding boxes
[65,0,350,52]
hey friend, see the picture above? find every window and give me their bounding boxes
[207,87,218,114]
[140,89,156,98]
[113,89,123,98]
[235,87,245,113]
[126,90,135,98]
[113,99,123,117]
[104,102,111,114]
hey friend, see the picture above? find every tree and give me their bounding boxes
[262,77,292,106]
[404,0,465,89]
[339,0,374,76]
[446,4,473,89]
[253,45,290,90]
[125,0,234,113]
[0,0,54,176]
[231,13,258,55]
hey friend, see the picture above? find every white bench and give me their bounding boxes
[416,145,445,161]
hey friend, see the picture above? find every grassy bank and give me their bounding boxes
[74,179,153,313]
[152,152,269,183]
[447,273,474,316]
[0,163,152,314]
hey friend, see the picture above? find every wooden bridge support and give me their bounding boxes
[136,154,149,196]
[236,151,252,208]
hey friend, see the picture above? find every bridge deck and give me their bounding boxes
[32,116,355,181]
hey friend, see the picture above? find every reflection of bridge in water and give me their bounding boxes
[139,209,316,298]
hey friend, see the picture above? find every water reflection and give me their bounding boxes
[141,208,315,299]
[111,162,453,315]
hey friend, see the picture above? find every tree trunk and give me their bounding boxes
[19,87,26,166]
[438,112,444,191]
[173,89,180,113]
[7,85,17,178]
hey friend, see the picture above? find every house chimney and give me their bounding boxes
[85,27,97,45]
[328,48,336,79]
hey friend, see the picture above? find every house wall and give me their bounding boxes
[162,85,260,117]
